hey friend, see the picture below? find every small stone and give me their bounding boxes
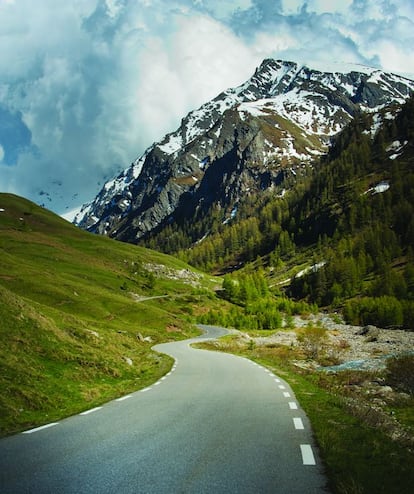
[377,385,393,395]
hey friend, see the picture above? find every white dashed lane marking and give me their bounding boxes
[300,444,316,465]
[79,407,102,416]
[251,363,317,468]
[22,423,59,434]
[293,417,305,430]
[116,395,132,402]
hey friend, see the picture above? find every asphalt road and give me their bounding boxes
[0,325,329,493]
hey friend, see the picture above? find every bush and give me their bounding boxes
[385,355,414,395]
[401,300,414,329]
[297,324,327,359]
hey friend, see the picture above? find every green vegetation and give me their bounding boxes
[1,93,414,493]
[198,268,317,330]
[151,94,414,492]
[141,97,414,330]
[0,193,218,436]
[196,333,414,494]
[386,354,414,395]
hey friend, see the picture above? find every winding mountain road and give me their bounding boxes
[0,325,329,493]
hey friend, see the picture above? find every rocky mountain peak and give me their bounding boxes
[75,59,414,244]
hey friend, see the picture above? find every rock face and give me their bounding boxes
[75,59,414,243]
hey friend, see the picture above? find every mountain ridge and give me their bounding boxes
[74,58,414,245]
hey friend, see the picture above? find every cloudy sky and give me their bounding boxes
[0,0,413,217]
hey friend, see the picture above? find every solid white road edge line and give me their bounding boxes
[22,423,59,434]
[80,407,103,416]
[300,444,316,465]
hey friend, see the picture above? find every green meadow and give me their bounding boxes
[0,193,217,436]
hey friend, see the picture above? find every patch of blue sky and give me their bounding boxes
[0,106,33,166]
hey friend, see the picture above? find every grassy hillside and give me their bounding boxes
[0,193,218,436]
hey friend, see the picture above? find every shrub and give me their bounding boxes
[401,300,414,329]
[385,355,414,395]
[297,324,327,359]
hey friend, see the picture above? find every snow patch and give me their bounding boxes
[295,261,327,279]
[364,113,383,137]
[306,61,376,76]
[387,140,407,160]
[61,206,82,222]
[223,206,238,224]
[199,156,210,169]
[364,181,390,195]
[158,133,183,155]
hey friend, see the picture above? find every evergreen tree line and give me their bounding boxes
[143,97,414,273]
[287,97,414,327]
[143,96,414,328]
[142,164,308,272]
[343,296,414,328]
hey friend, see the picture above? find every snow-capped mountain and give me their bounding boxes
[75,59,414,243]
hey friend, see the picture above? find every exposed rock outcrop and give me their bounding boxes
[75,59,414,244]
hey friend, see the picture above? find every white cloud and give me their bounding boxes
[398,0,414,19]
[280,0,303,14]
[374,39,414,75]
[0,0,413,214]
[132,13,259,146]
[105,0,123,18]
[0,1,260,213]
[309,0,353,14]
[248,0,414,73]
[252,28,299,55]
[0,144,4,162]
[168,15,257,104]
[249,12,367,69]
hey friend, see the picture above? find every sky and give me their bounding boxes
[0,0,413,218]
